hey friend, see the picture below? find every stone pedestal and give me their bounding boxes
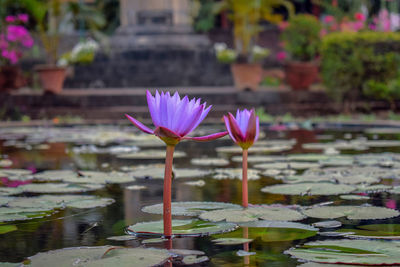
[112,0,209,50]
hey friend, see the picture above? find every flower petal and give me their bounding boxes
[153,126,182,139]
[244,109,257,143]
[255,117,260,142]
[185,104,212,135]
[180,104,205,136]
[227,112,245,142]
[146,90,159,127]
[125,114,154,134]
[184,131,228,141]
[223,115,237,143]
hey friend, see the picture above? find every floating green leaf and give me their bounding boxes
[340,194,370,200]
[106,235,136,241]
[213,168,260,180]
[335,224,400,239]
[27,246,170,267]
[302,205,400,220]
[212,238,253,245]
[0,225,17,234]
[199,207,305,223]
[261,183,355,196]
[116,150,186,159]
[286,239,400,265]
[191,158,229,166]
[142,202,241,216]
[19,183,104,194]
[127,219,237,237]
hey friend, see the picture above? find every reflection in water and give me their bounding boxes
[0,128,399,266]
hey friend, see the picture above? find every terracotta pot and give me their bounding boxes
[0,66,26,92]
[285,61,318,90]
[36,65,67,94]
[231,63,263,91]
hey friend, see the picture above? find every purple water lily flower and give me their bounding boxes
[223,109,259,150]
[126,90,227,238]
[223,108,260,208]
[126,90,227,146]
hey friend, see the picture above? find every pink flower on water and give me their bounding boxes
[386,199,397,209]
[354,12,366,22]
[17,14,29,23]
[126,91,227,146]
[223,109,259,149]
[324,15,335,24]
[276,51,287,62]
[5,16,15,23]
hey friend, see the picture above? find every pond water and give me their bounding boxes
[1,124,400,266]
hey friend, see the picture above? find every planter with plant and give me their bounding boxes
[281,14,322,90]
[214,0,293,91]
[23,0,104,94]
[0,14,34,92]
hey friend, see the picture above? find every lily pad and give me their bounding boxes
[126,185,147,190]
[216,145,291,154]
[174,168,211,178]
[142,202,241,216]
[191,158,229,166]
[66,198,115,209]
[127,219,237,237]
[34,170,135,184]
[0,225,17,234]
[340,194,370,200]
[0,159,12,167]
[116,150,186,159]
[231,155,287,163]
[261,183,355,196]
[19,183,104,194]
[286,239,400,265]
[213,221,318,243]
[0,187,22,196]
[199,206,305,223]
[106,235,137,241]
[0,207,56,222]
[184,180,205,187]
[0,169,32,181]
[212,238,253,245]
[356,184,393,193]
[287,154,330,162]
[302,205,400,220]
[312,220,342,228]
[27,246,170,267]
[283,174,379,185]
[213,168,260,180]
[335,224,400,239]
[254,162,320,170]
[182,255,209,265]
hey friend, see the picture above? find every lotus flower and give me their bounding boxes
[223,109,259,150]
[126,90,227,146]
[125,90,227,238]
[223,109,260,208]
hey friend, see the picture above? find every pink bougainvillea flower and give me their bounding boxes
[323,15,335,24]
[276,51,287,62]
[223,109,259,150]
[354,12,366,22]
[5,16,15,23]
[126,90,227,146]
[17,14,29,23]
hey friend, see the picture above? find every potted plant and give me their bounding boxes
[0,14,34,92]
[280,14,322,90]
[23,0,105,94]
[214,0,294,91]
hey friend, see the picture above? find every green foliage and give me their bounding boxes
[193,0,216,33]
[281,14,322,62]
[20,0,105,64]
[321,31,400,104]
[215,0,294,57]
[215,48,237,64]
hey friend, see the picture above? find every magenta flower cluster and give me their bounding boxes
[1,14,33,65]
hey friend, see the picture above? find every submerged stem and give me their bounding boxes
[163,145,175,238]
[242,149,248,208]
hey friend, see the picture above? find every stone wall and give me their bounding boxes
[64,47,233,88]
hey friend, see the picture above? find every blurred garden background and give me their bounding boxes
[2,0,400,124]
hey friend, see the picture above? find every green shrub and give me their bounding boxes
[281,14,322,61]
[321,31,400,104]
